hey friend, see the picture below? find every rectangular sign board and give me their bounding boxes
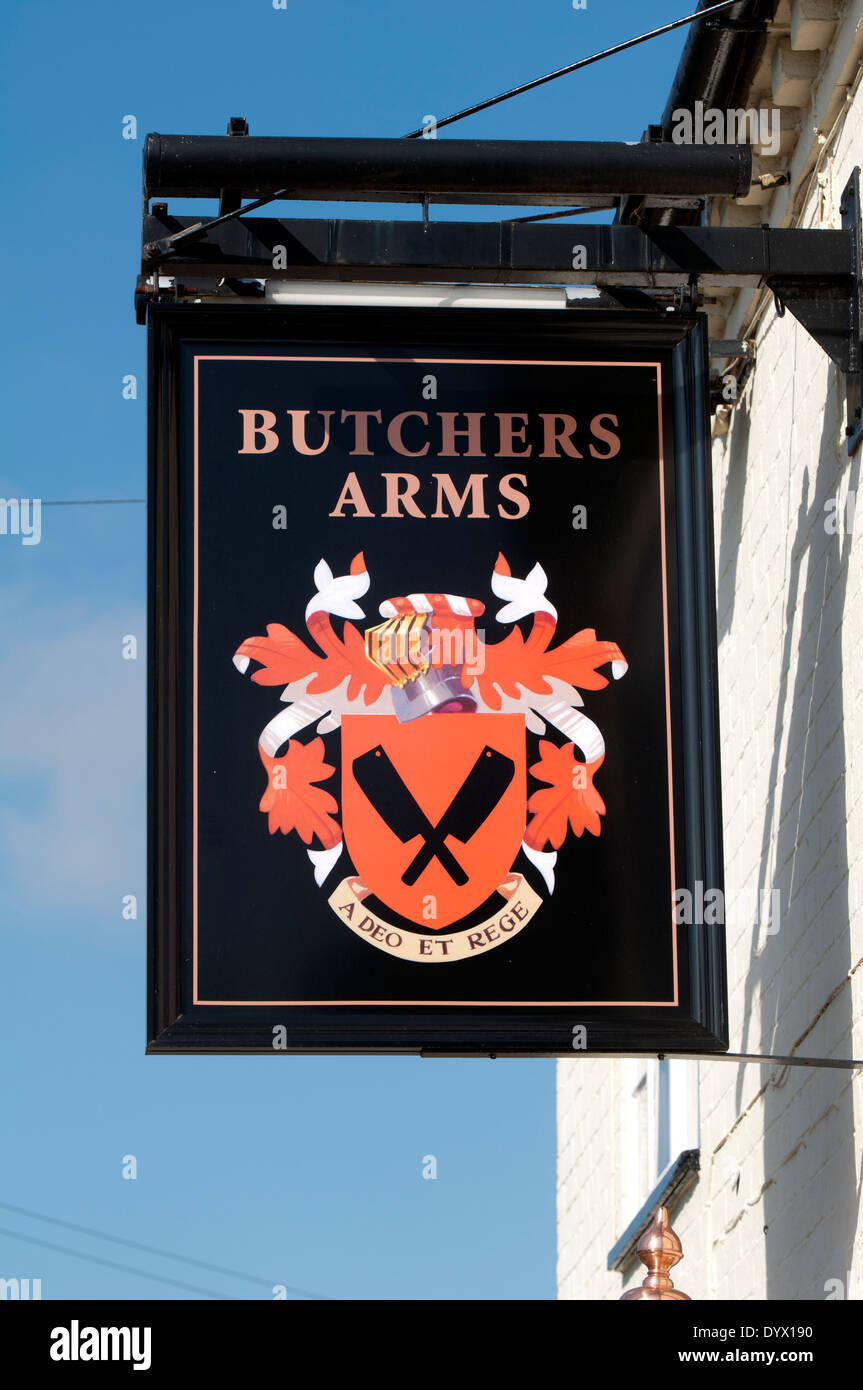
[148,305,727,1054]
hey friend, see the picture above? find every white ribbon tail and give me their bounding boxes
[534,701,605,764]
[307,842,343,886]
[522,842,557,895]
[259,699,332,758]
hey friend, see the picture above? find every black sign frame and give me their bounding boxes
[148,303,726,1055]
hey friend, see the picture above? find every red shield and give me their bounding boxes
[342,714,526,929]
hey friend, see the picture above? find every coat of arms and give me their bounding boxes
[233,553,627,962]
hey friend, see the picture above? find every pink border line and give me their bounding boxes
[192,354,677,1008]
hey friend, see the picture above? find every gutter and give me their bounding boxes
[619,0,781,226]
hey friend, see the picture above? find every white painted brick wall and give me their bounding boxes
[558,59,863,1301]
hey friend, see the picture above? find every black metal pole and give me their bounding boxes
[143,135,752,204]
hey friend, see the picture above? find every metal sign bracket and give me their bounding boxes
[136,131,863,453]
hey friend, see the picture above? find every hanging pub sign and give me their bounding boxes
[147,304,727,1054]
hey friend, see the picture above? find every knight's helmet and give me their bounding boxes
[365,593,484,722]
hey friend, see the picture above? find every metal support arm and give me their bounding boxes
[137,137,863,453]
[143,133,752,206]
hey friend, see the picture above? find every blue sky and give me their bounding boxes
[1,0,690,1300]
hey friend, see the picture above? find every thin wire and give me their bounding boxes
[583,1052,863,1070]
[503,204,615,224]
[0,1225,231,1300]
[152,187,291,254]
[40,499,146,507]
[0,1199,327,1300]
[403,0,742,137]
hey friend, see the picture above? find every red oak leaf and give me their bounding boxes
[476,622,626,709]
[235,624,320,687]
[234,617,389,705]
[304,617,390,705]
[525,740,605,850]
[472,552,626,708]
[259,738,341,847]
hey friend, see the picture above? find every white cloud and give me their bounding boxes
[0,594,145,914]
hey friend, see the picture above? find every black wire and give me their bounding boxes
[0,1199,327,1300]
[503,204,615,224]
[154,188,291,253]
[403,0,741,137]
[595,1051,863,1070]
[0,1225,231,1300]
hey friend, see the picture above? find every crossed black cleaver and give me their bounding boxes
[353,745,515,886]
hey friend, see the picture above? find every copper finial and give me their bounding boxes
[619,1206,692,1301]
